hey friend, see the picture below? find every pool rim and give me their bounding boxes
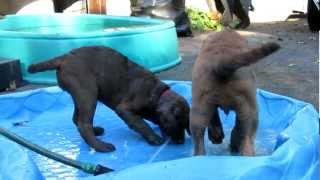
[0,14,176,39]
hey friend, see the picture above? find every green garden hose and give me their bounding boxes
[0,127,113,176]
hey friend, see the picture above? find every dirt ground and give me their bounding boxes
[1,17,318,110]
[156,17,319,109]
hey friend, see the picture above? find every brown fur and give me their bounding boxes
[28,46,190,152]
[190,30,280,156]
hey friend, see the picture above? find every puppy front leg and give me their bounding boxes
[116,105,164,145]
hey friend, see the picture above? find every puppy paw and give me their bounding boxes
[146,134,164,146]
[193,149,206,156]
[94,142,116,152]
[229,144,255,156]
[93,126,105,136]
[240,146,255,156]
[239,138,255,156]
[208,126,224,144]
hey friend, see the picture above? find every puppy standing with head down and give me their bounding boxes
[190,30,280,156]
[28,46,190,152]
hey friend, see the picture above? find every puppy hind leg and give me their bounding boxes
[230,104,258,156]
[72,98,104,136]
[191,125,206,155]
[76,94,115,152]
[63,77,115,152]
[190,109,211,155]
[208,107,224,144]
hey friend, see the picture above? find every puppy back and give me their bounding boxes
[198,31,280,79]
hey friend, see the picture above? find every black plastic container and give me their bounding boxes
[0,58,22,91]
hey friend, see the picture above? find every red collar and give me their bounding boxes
[159,87,171,98]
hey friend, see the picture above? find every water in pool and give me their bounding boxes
[6,91,279,179]
[206,128,278,156]
[6,24,152,33]
[10,113,279,179]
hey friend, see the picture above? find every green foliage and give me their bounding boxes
[186,8,223,31]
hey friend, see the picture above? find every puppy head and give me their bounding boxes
[156,92,190,144]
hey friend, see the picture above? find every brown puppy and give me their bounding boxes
[28,46,190,152]
[190,30,279,156]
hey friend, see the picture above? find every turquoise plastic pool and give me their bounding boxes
[0,14,180,83]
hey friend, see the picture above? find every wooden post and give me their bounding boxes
[87,0,106,14]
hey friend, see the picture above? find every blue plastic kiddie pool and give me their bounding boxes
[0,14,180,83]
[0,81,318,180]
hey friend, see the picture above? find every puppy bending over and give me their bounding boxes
[28,46,190,152]
[190,30,280,156]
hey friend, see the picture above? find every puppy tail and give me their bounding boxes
[28,54,70,73]
[214,42,280,78]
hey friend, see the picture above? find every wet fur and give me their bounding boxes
[190,30,280,156]
[28,46,190,152]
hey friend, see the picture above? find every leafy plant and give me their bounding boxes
[186,8,223,31]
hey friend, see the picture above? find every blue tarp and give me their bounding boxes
[0,81,319,180]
